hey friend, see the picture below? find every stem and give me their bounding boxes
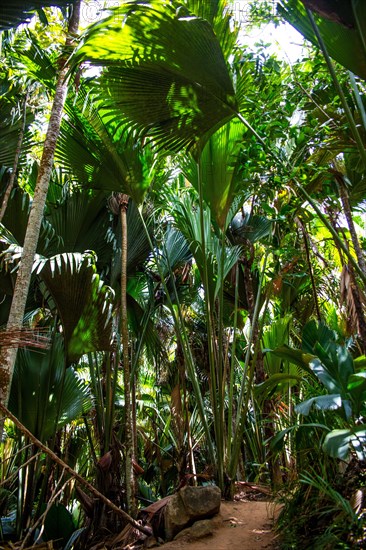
[296,216,321,321]
[305,7,366,168]
[227,264,239,467]
[197,159,224,491]
[138,208,215,464]
[119,195,135,516]
[228,250,269,477]
[0,403,152,537]
[348,71,366,134]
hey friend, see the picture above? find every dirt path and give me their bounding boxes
[160,499,281,550]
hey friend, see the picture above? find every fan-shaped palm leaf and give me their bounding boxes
[8,334,91,441]
[73,0,238,155]
[35,252,114,362]
[171,194,242,303]
[55,87,153,203]
[179,119,247,229]
[44,187,113,269]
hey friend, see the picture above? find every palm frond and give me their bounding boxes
[8,334,91,441]
[36,252,115,362]
[278,0,366,80]
[179,119,247,228]
[0,1,72,31]
[74,0,237,154]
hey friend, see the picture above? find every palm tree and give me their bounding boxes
[0,0,81,428]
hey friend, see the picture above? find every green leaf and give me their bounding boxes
[8,335,91,441]
[278,0,366,80]
[42,503,75,547]
[323,426,366,460]
[295,394,342,416]
[0,1,72,30]
[254,373,302,402]
[74,0,238,154]
[270,345,315,373]
[37,252,114,362]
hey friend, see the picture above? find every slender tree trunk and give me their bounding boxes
[0,2,81,418]
[295,216,321,321]
[0,92,28,223]
[336,174,366,277]
[120,195,135,516]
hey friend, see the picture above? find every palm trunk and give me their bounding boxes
[0,2,81,433]
[0,92,28,223]
[336,174,366,277]
[120,195,135,516]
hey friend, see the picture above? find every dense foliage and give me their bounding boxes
[0,1,366,548]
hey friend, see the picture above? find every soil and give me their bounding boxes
[160,492,281,550]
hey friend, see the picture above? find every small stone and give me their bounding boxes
[174,519,215,541]
[144,535,159,548]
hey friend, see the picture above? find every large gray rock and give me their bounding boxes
[164,485,221,541]
[180,485,221,518]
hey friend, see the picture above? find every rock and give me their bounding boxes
[164,485,221,541]
[179,485,221,518]
[164,492,190,541]
[174,519,215,541]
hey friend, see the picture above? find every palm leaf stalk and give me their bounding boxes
[304,7,366,168]
[0,0,81,425]
[196,159,224,488]
[226,264,240,468]
[137,207,216,465]
[120,193,135,516]
[228,249,269,482]
[348,71,366,134]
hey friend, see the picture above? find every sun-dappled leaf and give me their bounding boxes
[323,426,366,460]
[37,252,114,362]
[73,0,238,155]
[295,394,343,416]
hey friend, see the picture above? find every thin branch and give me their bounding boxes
[0,403,152,537]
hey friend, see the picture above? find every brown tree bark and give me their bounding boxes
[0,2,81,419]
[120,194,136,516]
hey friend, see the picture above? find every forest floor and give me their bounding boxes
[160,486,282,550]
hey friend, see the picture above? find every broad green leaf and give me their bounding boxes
[295,394,342,416]
[180,120,246,229]
[271,345,314,374]
[0,1,72,30]
[254,373,302,403]
[74,0,238,154]
[38,252,114,362]
[323,426,366,460]
[8,335,91,441]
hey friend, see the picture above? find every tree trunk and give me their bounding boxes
[120,195,135,516]
[336,174,366,277]
[0,2,81,417]
[0,92,28,223]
